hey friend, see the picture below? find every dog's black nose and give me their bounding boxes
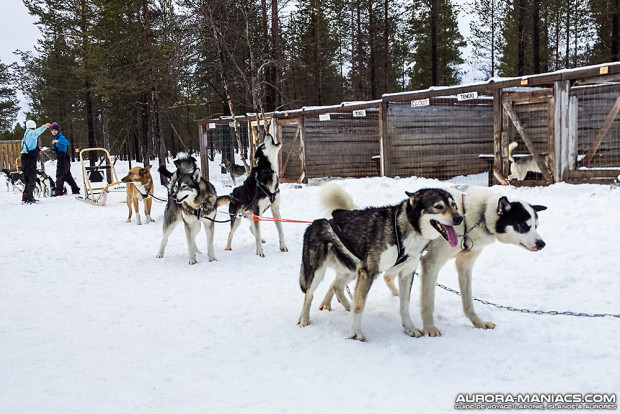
[453,214,463,226]
[536,240,546,250]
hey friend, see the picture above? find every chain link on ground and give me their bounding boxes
[344,277,620,318]
[435,283,620,318]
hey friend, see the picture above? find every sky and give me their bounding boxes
[0,1,41,120]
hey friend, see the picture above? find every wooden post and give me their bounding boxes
[493,88,503,186]
[299,116,307,183]
[568,96,578,170]
[199,124,209,180]
[379,100,390,177]
[554,80,570,182]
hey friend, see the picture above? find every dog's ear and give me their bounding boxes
[145,165,152,172]
[193,168,201,181]
[531,204,547,212]
[497,196,512,216]
[405,190,419,204]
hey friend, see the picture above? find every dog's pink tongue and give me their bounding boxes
[442,224,459,247]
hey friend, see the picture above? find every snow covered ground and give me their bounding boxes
[1,159,619,413]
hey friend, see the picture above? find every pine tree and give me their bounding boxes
[467,0,506,79]
[0,62,19,134]
[407,0,465,89]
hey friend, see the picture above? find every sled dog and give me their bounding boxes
[507,141,549,181]
[37,170,55,198]
[121,165,155,225]
[297,183,463,341]
[380,186,547,336]
[220,159,248,186]
[219,134,287,257]
[2,169,24,192]
[156,153,225,265]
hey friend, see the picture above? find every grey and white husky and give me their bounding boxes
[381,186,547,336]
[297,183,463,341]
[156,153,227,265]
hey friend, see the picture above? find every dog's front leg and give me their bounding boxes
[398,269,423,337]
[204,221,216,262]
[133,197,142,225]
[184,222,199,265]
[455,251,495,330]
[269,202,288,252]
[145,197,154,223]
[420,247,452,337]
[349,265,375,341]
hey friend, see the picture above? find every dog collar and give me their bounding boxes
[459,193,494,250]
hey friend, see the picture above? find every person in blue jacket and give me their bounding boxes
[50,123,80,196]
[21,119,51,204]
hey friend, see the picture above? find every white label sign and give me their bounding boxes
[319,113,331,121]
[457,91,478,101]
[208,123,216,129]
[352,109,366,117]
[411,98,430,107]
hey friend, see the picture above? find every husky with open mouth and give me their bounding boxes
[297,183,462,341]
[382,186,547,336]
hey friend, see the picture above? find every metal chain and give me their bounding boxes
[436,283,620,318]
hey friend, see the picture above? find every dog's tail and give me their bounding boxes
[321,182,358,214]
[508,142,518,163]
[216,195,231,208]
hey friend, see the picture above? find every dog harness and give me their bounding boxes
[459,192,494,250]
[256,171,280,204]
[328,209,409,266]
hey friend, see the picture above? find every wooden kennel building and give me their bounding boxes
[198,62,620,186]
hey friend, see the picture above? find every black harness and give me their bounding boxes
[329,209,409,267]
[256,172,280,204]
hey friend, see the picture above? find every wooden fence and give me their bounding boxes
[198,62,620,186]
[0,140,21,171]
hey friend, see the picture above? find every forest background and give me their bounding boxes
[0,0,618,167]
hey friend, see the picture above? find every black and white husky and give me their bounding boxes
[156,153,226,265]
[297,183,463,341]
[2,169,24,192]
[219,134,287,257]
[383,186,547,335]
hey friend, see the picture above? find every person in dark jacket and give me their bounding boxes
[50,123,80,196]
[21,119,51,204]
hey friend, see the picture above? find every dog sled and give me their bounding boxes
[75,148,126,206]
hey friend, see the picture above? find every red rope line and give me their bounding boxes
[252,214,313,224]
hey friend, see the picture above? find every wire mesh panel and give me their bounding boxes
[303,109,381,179]
[203,121,250,186]
[502,90,554,184]
[385,96,494,184]
[571,83,620,175]
[278,121,304,182]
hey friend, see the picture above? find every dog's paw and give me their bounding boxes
[156,253,164,259]
[318,302,332,311]
[403,325,424,338]
[209,257,217,262]
[225,246,232,251]
[126,219,131,223]
[189,258,197,265]
[423,326,442,337]
[261,239,266,244]
[280,246,288,252]
[297,317,310,327]
[348,332,366,342]
[257,252,265,258]
[473,321,496,330]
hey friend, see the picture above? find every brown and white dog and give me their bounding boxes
[121,165,155,225]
